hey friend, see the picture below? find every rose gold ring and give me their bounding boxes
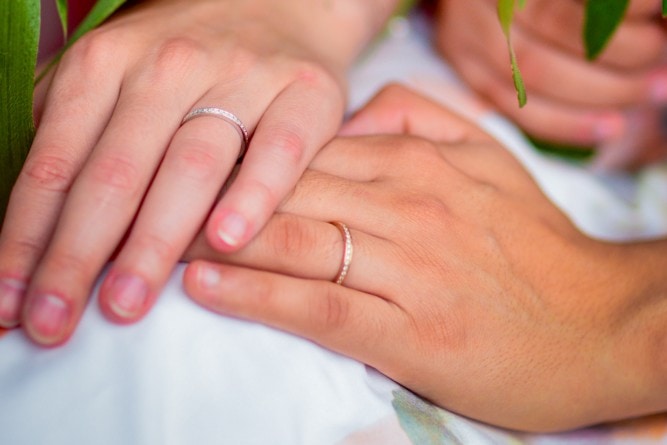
[329,221,353,286]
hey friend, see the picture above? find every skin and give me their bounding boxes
[0,0,399,344]
[434,0,667,168]
[182,85,667,432]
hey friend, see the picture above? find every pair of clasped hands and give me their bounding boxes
[1,0,667,433]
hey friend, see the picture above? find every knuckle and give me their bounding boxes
[241,177,280,214]
[391,136,442,166]
[130,232,178,265]
[246,276,277,314]
[3,236,44,261]
[266,216,316,260]
[293,61,335,87]
[46,250,95,284]
[87,155,143,196]
[20,154,77,193]
[150,37,206,79]
[62,29,118,73]
[416,308,468,355]
[171,141,221,182]
[267,126,307,166]
[312,286,350,332]
[401,193,449,224]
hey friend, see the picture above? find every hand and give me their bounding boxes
[0,0,397,344]
[434,0,667,168]
[182,85,667,431]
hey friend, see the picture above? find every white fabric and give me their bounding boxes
[1,13,666,445]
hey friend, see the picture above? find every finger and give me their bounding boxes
[98,111,243,322]
[471,17,655,107]
[187,213,394,295]
[617,0,661,18]
[517,0,665,69]
[20,75,197,345]
[450,46,626,145]
[340,84,494,143]
[206,74,345,252]
[0,50,122,328]
[183,260,406,370]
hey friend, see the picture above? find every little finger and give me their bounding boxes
[183,261,407,370]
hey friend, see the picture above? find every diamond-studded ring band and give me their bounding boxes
[181,107,250,161]
[330,221,353,286]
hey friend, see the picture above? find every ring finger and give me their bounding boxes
[98,99,255,322]
[186,213,394,296]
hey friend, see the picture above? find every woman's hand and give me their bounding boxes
[182,85,667,431]
[0,0,397,345]
[435,0,667,168]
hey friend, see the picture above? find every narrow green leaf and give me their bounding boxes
[56,0,68,40]
[583,0,629,60]
[509,48,527,107]
[497,0,515,36]
[36,0,127,83]
[663,0,667,17]
[0,0,40,222]
[497,0,528,107]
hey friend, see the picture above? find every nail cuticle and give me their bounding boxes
[25,293,71,344]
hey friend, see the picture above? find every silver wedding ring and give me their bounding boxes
[182,107,250,160]
[330,221,353,286]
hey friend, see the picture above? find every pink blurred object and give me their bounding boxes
[39,0,97,62]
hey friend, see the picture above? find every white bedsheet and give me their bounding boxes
[2,13,666,445]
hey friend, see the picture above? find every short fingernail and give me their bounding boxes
[107,274,149,319]
[25,293,70,344]
[0,278,26,328]
[217,212,247,247]
[649,73,667,104]
[593,113,625,141]
[197,264,221,290]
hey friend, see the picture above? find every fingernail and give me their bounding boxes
[198,264,221,290]
[107,274,149,319]
[25,294,70,343]
[0,278,26,328]
[593,113,625,141]
[650,74,667,104]
[217,212,247,247]
[591,108,648,171]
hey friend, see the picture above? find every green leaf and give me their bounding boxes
[497,0,528,107]
[509,47,527,107]
[0,0,40,222]
[36,0,128,84]
[583,0,629,60]
[497,0,515,36]
[663,0,667,17]
[56,0,68,40]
